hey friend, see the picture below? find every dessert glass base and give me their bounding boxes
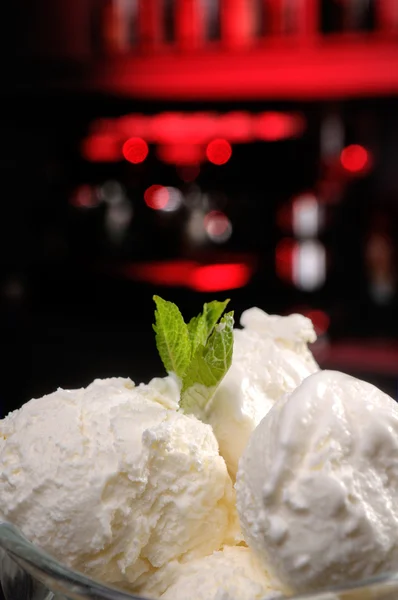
[1,522,397,600]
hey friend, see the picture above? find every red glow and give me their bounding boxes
[306,309,330,336]
[126,261,196,286]
[218,112,253,142]
[340,145,369,173]
[91,42,398,100]
[82,111,307,165]
[144,185,169,210]
[191,263,252,292]
[177,164,200,182]
[90,111,304,144]
[81,134,121,162]
[157,143,205,165]
[116,115,152,138]
[275,238,297,283]
[70,185,98,209]
[122,137,149,163]
[221,0,255,47]
[150,112,218,144]
[120,259,254,291]
[255,112,303,141]
[175,0,204,49]
[206,139,232,165]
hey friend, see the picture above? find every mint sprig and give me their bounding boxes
[182,311,234,412]
[188,299,230,354]
[153,296,191,378]
[153,296,234,413]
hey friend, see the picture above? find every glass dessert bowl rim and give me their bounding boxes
[1,522,397,600]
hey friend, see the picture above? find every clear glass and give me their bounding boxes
[1,522,397,600]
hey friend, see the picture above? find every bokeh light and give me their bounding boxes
[275,238,296,283]
[255,112,304,141]
[204,210,232,243]
[206,139,232,165]
[340,144,369,173]
[123,137,149,164]
[292,194,322,238]
[293,240,326,291]
[162,188,183,212]
[122,260,254,292]
[81,135,121,162]
[144,185,169,210]
[70,185,100,209]
[191,263,252,292]
[306,309,331,336]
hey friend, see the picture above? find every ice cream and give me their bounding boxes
[150,546,286,600]
[0,376,240,591]
[236,370,398,593]
[2,293,397,600]
[203,307,319,477]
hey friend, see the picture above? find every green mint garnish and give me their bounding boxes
[188,300,230,354]
[181,311,234,412]
[153,295,191,379]
[153,296,234,413]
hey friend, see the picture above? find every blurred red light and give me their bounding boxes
[204,211,229,235]
[191,263,251,292]
[81,134,121,162]
[122,137,149,164]
[87,112,306,156]
[340,144,369,173]
[157,143,204,165]
[275,238,297,282]
[70,185,98,208]
[255,112,304,141]
[119,259,254,291]
[218,111,253,142]
[144,185,169,210]
[306,309,330,336]
[117,115,151,138]
[206,139,232,165]
[126,261,196,286]
[204,211,232,242]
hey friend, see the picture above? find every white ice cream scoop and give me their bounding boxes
[236,370,398,593]
[158,545,286,600]
[203,307,319,478]
[0,376,239,591]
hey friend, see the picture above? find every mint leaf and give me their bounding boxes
[181,311,234,413]
[188,299,230,355]
[153,296,191,378]
[153,296,234,414]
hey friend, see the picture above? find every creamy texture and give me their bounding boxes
[205,307,319,477]
[0,376,240,590]
[148,546,286,600]
[236,370,398,593]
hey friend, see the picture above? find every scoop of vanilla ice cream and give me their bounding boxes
[0,376,239,591]
[236,370,398,593]
[204,307,319,477]
[154,546,286,600]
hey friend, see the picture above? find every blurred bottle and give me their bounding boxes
[221,0,257,46]
[365,223,396,307]
[175,0,205,49]
[98,0,135,54]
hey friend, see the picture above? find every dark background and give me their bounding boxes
[5,1,398,417]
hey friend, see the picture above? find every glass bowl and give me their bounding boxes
[1,522,397,600]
